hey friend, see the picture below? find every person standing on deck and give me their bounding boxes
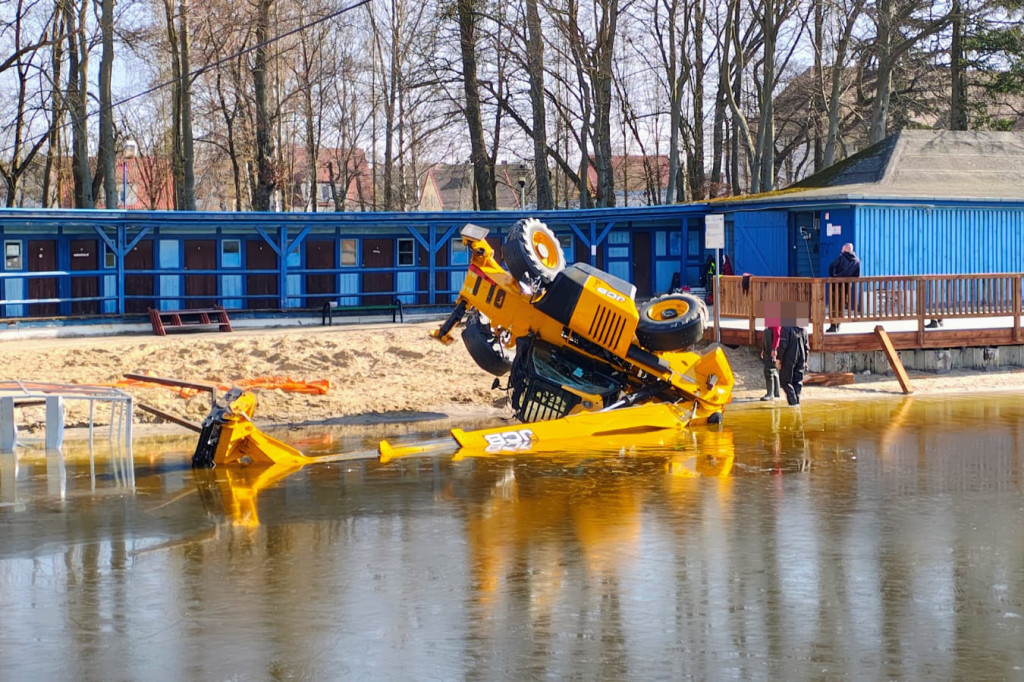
[826,243,861,332]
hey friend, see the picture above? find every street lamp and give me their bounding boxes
[517,163,526,208]
[121,140,138,210]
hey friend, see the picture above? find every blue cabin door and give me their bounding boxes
[792,212,819,277]
[732,212,788,276]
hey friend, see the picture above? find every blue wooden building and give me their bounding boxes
[0,205,712,318]
[3,130,1024,320]
[717,130,1024,278]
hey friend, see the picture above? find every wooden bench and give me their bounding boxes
[149,306,233,336]
[318,299,404,326]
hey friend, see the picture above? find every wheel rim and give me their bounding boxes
[529,230,561,269]
[647,298,689,321]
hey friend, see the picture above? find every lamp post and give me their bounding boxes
[121,140,138,209]
[517,163,526,208]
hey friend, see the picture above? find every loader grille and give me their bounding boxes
[508,336,621,423]
[586,304,627,350]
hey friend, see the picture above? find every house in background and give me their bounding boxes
[44,155,176,211]
[585,154,672,206]
[288,147,374,212]
[418,162,525,211]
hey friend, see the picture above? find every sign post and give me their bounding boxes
[705,214,725,345]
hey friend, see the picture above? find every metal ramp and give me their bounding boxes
[0,381,134,457]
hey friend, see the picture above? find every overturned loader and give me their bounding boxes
[432,220,734,427]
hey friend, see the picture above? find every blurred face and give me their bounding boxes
[755,299,809,327]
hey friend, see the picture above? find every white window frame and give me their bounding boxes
[397,238,415,267]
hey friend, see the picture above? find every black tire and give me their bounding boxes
[635,293,707,351]
[462,313,513,376]
[502,218,565,286]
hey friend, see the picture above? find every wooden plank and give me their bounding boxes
[137,402,202,433]
[123,372,218,405]
[875,326,913,394]
[804,372,855,387]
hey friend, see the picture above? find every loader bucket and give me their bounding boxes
[192,387,313,468]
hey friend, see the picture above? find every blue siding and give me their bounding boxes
[3,279,24,317]
[732,211,789,276]
[159,275,180,310]
[103,275,116,313]
[222,275,243,309]
[396,271,416,304]
[286,274,301,307]
[339,273,359,306]
[856,206,1024,275]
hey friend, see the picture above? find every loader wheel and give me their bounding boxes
[636,293,707,351]
[502,218,565,287]
[462,312,513,376]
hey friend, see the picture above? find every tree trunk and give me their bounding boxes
[592,0,618,207]
[66,0,92,207]
[457,0,495,210]
[950,0,968,130]
[709,67,728,195]
[812,1,824,172]
[525,0,552,209]
[99,0,117,209]
[753,0,776,193]
[689,0,707,199]
[253,0,276,211]
[869,0,895,144]
[179,0,196,209]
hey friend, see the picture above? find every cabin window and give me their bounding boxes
[222,239,241,267]
[341,239,357,267]
[104,244,116,268]
[5,241,22,270]
[397,238,415,266]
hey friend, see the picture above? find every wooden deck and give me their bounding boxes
[713,273,1024,352]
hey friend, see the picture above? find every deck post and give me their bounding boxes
[1014,274,1022,343]
[810,279,825,351]
[44,396,64,451]
[0,397,16,453]
[747,278,756,346]
[916,277,926,346]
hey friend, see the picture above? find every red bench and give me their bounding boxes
[148,306,233,336]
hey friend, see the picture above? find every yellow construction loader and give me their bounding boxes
[429,220,733,430]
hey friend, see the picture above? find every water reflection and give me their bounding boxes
[0,394,1022,679]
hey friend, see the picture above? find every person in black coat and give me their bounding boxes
[826,243,860,332]
[779,325,810,406]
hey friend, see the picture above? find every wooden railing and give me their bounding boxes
[716,273,1024,352]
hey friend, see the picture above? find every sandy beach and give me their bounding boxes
[3,319,1023,434]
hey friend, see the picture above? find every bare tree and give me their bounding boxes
[867,0,952,143]
[456,0,496,210]
[0,0,54,206]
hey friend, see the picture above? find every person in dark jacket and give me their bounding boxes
[826,243,860,332]
[760,323,781,401]
[779,325,809,406]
